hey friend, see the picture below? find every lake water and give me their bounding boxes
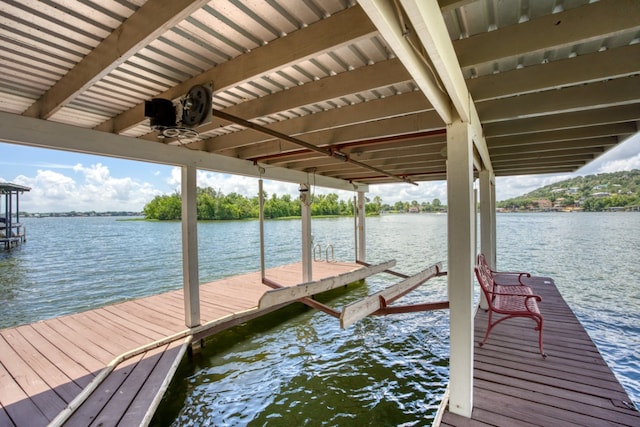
[1,213,638,425]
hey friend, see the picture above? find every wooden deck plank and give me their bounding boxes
[101,304,178,336]
[440,276,640,426]
[132,295,185,319]
[0,401,16,427]
[474,379,640,426]
[199,283,260,303]
[12,324,95,389]
[0,362,50,427]
[0,335,66,421]
[48,316,125,359]
[90,308,165,343]
[56,314,140,354]
[62,354,145,427]
[0,261,361,426]
[85,345,170,427]
[117,300,185,331]
[117,339,189,426]
[0,328,82,404]
[29,322,109,370]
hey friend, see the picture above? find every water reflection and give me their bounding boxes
[154,282,449,426]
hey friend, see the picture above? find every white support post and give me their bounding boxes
[357,191,366,262]
[479,169,496,267]
[446,119,475,418]
[181,164,200,328]
[300,183,312,282]
[479,169,495,310]
[491,177,497,269]
[259,178,266,280]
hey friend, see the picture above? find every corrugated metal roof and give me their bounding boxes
[1,0,638,185]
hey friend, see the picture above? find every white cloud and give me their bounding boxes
[593,152,640,174]
[495,174,573,201]
[368,181,448,204]
[170,167,323,200]
[494,132,640,201]
[13,164,162,213]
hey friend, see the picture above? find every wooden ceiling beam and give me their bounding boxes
[492,155,596,168]
[350,169,448,184]
[349,142,446,160]
[487,123,637,148]
[477,76,640,123]
[399,0,491,172]
[250,133,445,166]
[227,110,444,160]
[494,164,583,176]
[490,147,606,162]
[454,0,640,70]
[492,162,591,174]
[204,90,431,152]
[358,0,453,123]
[95,5,378,134]
[488,137,618,157]
[335,163,447,180]
[468,44,640,102]
[484,105,640,138]
[401,0,470,122]
[288,153,446,175]
[211,109,414,185]
[0,111,368,192]
[22,0,210,120]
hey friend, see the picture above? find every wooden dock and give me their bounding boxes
[439,275,640,427]
[0,260,361,427]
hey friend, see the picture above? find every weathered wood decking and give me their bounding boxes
[439,276,640,427]
[0,261,360,427]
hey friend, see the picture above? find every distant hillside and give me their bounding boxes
[497,170,640,211]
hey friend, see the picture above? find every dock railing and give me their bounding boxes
[313,243,336,263]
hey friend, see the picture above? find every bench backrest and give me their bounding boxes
[477,253,491,273]
[475,263,496,306]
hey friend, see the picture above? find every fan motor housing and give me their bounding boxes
[145,98,177,130]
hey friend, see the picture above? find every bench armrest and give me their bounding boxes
[493,271,531,285]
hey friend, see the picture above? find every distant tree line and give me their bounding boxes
[143,188,356,220]
[143,187,446,220]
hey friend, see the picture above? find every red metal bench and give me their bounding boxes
[475,260,546,357]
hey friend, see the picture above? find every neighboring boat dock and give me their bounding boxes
[438,275,640,426]
[0,183,30,250]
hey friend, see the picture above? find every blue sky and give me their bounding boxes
[1,132,639,213]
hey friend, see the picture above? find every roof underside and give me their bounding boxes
[1,0,638,188]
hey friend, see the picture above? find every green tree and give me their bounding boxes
[143,193,182,220]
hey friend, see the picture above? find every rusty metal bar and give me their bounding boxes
[373,301,450,315]
[212,109,416,185]
[248,128,446,163]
